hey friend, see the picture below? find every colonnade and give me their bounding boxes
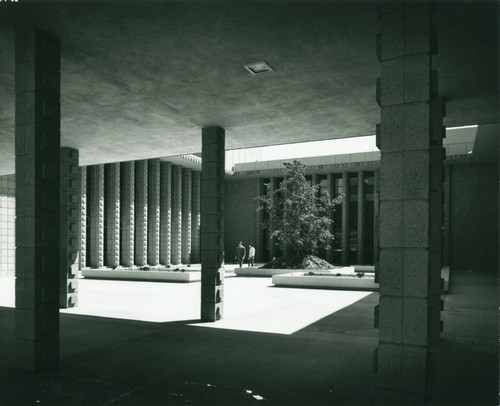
[80,160,201,270]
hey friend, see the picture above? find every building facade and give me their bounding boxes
[0,150,497,276]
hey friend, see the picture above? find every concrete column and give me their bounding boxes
[120,162,134,267]
[326,173,334,264]
[341,172,349,265]
[374,169,380,278]
[59,148,80,308]
[15,29,61,372]
[254,179,262,263]
[442,165,450,266]
[134,160,148,266]
[105,163,120,267]
[147,159,160,266]
[201,126,225,321]
[269,177,278,260]
[357,171,365,264]
[376,4,444,401]
[181,168,192,264]
[191,171,201,264]
[160,162,172,265]
[80,167,87,269]
[88,165,104,268]
[171,165,182,265]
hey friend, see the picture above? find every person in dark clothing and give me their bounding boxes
[235,241,246,268]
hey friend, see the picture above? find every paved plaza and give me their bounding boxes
[0,269,498,405]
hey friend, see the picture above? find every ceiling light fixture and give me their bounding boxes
[243,61,274,75]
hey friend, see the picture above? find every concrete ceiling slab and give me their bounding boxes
[0,1,498,174]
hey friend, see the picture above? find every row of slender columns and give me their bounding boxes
[82,160,200,268]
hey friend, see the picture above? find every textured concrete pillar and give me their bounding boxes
[326,173,334,264]
[171,165,182,265]
[201,127,225,321]
[376,4,444,402]
[191,171,201,264]
[160,162,172,265]
[120,162,134,267]
[181,168,192,264]
[15,29,61,372]
[88,165,104,268]
[147,159,160,266]
[59,148,80,309]
[341,172,349,265]
[134,160,148,266]
[357,171,365,264]
[104,164,120,267]
[80,167,87,269]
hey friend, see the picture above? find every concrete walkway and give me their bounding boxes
[0,269,497,405]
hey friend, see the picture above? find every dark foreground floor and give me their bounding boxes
[0,269,498,406]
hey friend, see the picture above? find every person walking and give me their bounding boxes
[248,243,255,267]
[235,241,246,268]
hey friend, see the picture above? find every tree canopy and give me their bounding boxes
[257,160,343,258]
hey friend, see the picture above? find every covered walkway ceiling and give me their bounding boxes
[0,1,497,172]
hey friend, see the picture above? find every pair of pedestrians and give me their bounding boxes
[235,241,255,268]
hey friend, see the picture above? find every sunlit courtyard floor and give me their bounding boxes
[0,270,371,334]
[0,268,497,405]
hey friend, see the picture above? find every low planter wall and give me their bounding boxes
[354,265,375,273]
[272,272,379,291]
[235,266,355,277]
[82,268,201,283]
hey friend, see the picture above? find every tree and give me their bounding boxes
[257,160,343,259]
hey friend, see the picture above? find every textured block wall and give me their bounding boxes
[59,148,80,308]
[450,162,499,270]
[0,175,15,277]
[225,179,260,262]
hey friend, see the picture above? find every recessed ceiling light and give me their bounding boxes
[243,61,274,75]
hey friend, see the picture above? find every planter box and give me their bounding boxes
[354,265,375,273]
[235,266,354,277]
[272,272,379,291]
[82,268,201,283]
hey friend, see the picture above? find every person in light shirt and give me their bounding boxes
[248,243,255,268]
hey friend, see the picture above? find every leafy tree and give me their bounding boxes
[257,160,343,258]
